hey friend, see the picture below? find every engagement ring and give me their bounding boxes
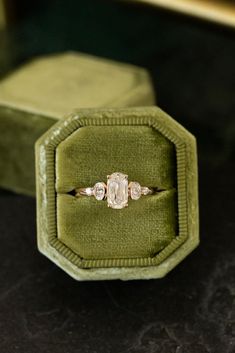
[75,172,154,209]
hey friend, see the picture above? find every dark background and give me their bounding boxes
[0,1,235,352]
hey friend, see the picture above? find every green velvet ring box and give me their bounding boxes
[36,107,199,281]
[0,52,155,195]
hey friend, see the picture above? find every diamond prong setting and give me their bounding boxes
[129,181,142,200]
[93,182,106,201]
[107,172,129,209]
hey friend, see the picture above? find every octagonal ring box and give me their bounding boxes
[36,106,199,281]
[0,52,155,196]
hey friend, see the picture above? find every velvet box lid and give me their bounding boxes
[0,52,155,195]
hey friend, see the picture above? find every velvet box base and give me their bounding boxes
[36,107,199,280]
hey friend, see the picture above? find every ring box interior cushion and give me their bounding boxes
[56,124,177,264]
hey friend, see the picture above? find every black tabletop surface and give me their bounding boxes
[0,1,235,352]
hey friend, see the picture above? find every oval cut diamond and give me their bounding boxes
[107,172,128,209]
[94,182,106,201]
[130,182,141,200]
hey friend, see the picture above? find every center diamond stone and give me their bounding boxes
[107,172,128,209]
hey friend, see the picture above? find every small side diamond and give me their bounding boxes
[86,187,94,196]
[141,186,152,195]
[130,182,141,200]
[94,182,106,201]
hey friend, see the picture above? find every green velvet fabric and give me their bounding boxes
[0,105,54,194]
[56,125,177,261]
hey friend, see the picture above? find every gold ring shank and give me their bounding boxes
[140,186,153,196]
[76,187,94,197]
